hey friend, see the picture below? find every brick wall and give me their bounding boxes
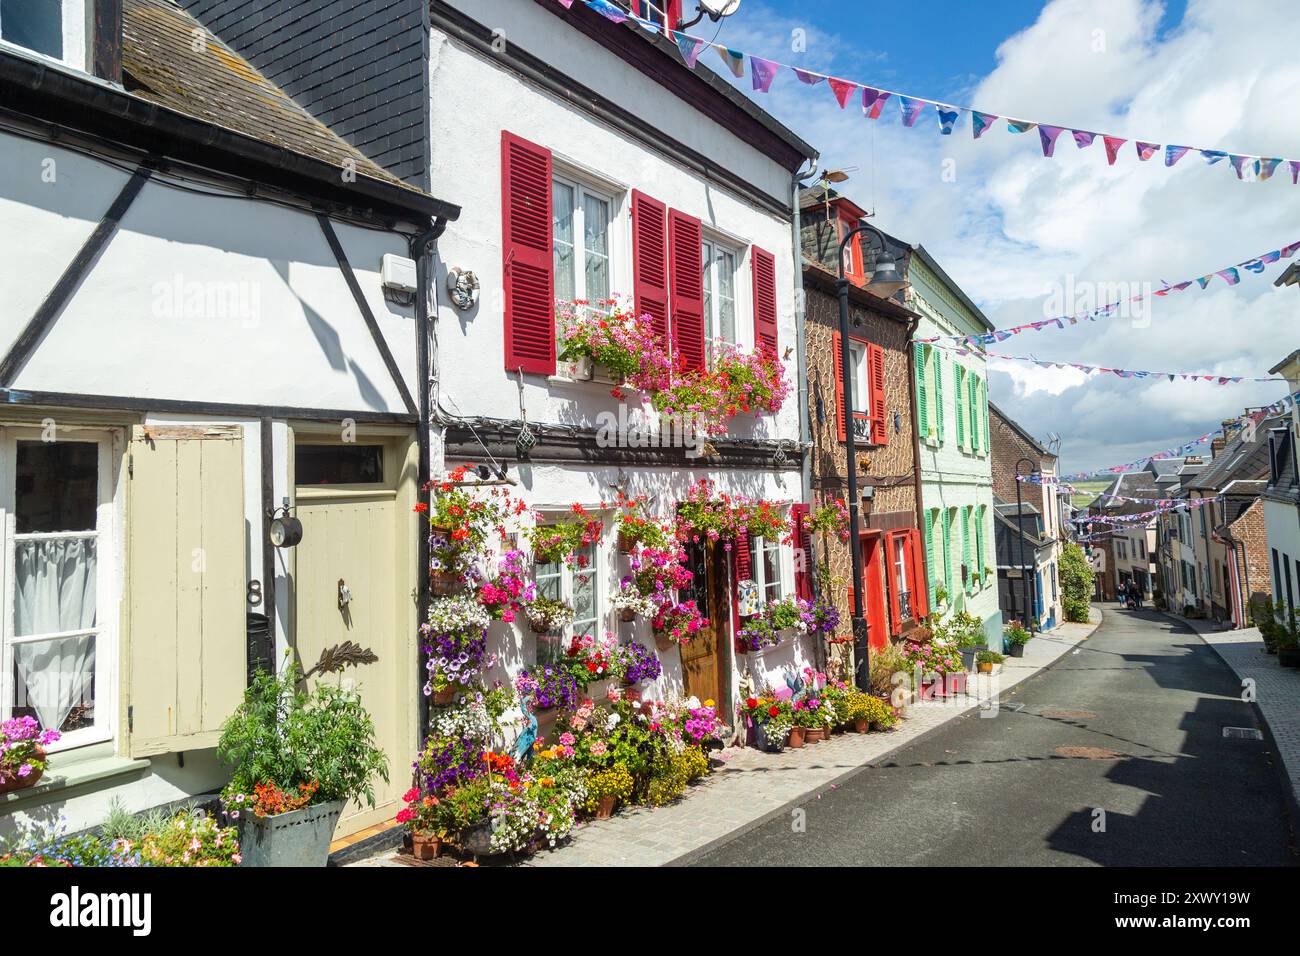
[989,407,1051,505]
[1228,498,1274,621]
[803,275,917,638]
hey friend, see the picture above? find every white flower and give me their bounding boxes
[606,713,620,731]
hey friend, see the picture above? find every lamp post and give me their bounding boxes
[836,221,906,690]
[1014,458,1039,636]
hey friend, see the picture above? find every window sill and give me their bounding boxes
[2,751,151,808]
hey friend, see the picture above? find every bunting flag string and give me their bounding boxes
[1069,498,1222,525]
[1021,475,1225,509]
[1044,389,1300,481]
[567,0,1299,186]
[914,239,1300,346]
[931,342,1286,385]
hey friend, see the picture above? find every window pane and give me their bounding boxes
[295,444,384,485]
[582,192,610,302]
[717,250,736,344]
[12,634,96,733]
[16,441,97,533]
[552,181,576,302]
[1,0,63,59]
[14,537,97,637]
[762,542,781,600]
[535,558,562,602]
[571,543,598,636]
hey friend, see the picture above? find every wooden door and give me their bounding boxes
[678,539,729,712]
[291,432,417,837]
[862,532,889,650]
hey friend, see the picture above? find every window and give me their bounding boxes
[2,429,115,749]
[701,237,738,349]
[0,0,84,68]
[892,533,911,620]
[752,535,784,602]
[552,176,612,305]
[534,535,600,665]
[295,444,384,485]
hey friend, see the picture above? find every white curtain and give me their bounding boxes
[12,537,97,732]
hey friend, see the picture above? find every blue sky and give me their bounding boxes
[682,0,1298,475]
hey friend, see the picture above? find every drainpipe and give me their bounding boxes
[791,166,815,508]
[905,312,926,593]
[409,217,449,747]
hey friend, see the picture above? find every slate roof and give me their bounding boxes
[1188,413,1287,492]
[121,0,420,196]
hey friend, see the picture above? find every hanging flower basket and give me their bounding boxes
[430,569,464,596]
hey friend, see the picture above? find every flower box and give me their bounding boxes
[237,799,345,868]
[568,356,626,385]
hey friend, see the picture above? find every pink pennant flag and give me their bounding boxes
[793,68,824,85]
[862,88,890,120]
[557,0,574,7]
[1216,268,1241,286]
[972,112,998,139]
[1291,160,1300,185]
[1103,136,1127,165]
[674,33,706,68]
[1281,241,1300,258]
[827,76,858,108]
[1135,141,1159,161]
[1072,130,1097,149]
[1258,158,1282,181]
[1037,125,1065,157]
[1165,145,1191,167]
[1229,154,1251,179]
[750,56,779,92]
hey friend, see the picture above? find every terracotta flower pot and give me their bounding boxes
[595,795,616,820]
[431,686,456,706]
[804,727,826,743]
[654,632,675,652]
[429,570,464,596]
[617,531,635,554]
[853,717,869,734]
[0,765,43,795]
[530,619,552,635]
[412,832,442,860]
[977,661,994,674]
[787,726,806,749]
[620,607,636,623]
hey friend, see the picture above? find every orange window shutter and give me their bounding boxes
[868,342,887,446]
[832,331,846,441]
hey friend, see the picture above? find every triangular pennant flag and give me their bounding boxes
[899,95,928,127]
[1216,268,1241,286]
[1241,259,1266,274]
[1038,124,1065,157]
[1072,130,1097,149]
[1103,136,1126,165]
[827,76,858,108]
[557,0,575,7]
[1229,154,1251,179]
[972,111,998,139]
[1164,145,1191,167]
[750,56,779,92]
[793,68,824,85]
[936,105,960,135]
[1196,276,1211,289]
[1281,241,1300,258]
[862,88,890,120]
[1290,160,1300,184]
[675,33,706,68]
[1260,250,1282,264]
[588,0,628,23]
[1201,150,1228,165]
[1006,119,1036,134]
[1258,158,1282,181]
[716,46,745,78]
[1135,141,1159,161]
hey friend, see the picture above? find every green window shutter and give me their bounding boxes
[914,343,928,437]
[982,378,991,451]
[955,365,966,448]
[975,505,985,585]
[924,509,936,608]
[934,351,946,443]
[942,507,953,597]
[968,373,979,453]
[962,507,972,593]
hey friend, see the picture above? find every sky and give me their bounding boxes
[680,0,1298,475]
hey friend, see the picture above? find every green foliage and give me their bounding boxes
[868,643,910,698]
[976,650,1005,664]
[217,660,389,810]
[1004,622,1032,646]
[1059,542,1093,623]
[933,610,985,647]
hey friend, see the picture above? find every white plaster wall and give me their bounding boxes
[428,16,800,443]
[1,133,417,415]
[1264,497,1300,605]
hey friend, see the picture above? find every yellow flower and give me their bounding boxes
[704,699,715,708]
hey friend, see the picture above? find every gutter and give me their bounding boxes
[906,311,927,575]
[792,165,817,507]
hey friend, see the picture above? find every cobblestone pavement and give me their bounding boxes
[1171,613,1300,815]
[346,610,1100,868]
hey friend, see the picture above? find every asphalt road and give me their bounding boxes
[687,608,1298,866]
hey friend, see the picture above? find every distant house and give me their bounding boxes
[1262,345,1300,620]
[1086,471,1162,603]
[993,499,1056,633]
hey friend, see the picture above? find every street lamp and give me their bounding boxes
[836,220,908,690]
[1014,458,1039,636]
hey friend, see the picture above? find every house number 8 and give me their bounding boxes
[247,580,263,607]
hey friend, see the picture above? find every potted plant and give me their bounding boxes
[526,505,604,567]
[515,666,581,745]
[525,596,575,635]
[396,787,451,860]
[218,645,388,867]
[846,692,891,732]
[422,594,492,704]
[583,763,635,820]
[614,639,662,687]
[976,649,1005,674]
[651,600,708,650]
[611,578,660,623]
[0,717,60,795]
[612,493,670,553]
[1004,622,1032,658]
[556,300,655,385]
[425,464,522,595]
[737,613,779,654]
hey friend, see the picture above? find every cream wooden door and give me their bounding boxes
[291,431,417,837]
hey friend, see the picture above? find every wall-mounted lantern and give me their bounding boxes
[268,506,303,549]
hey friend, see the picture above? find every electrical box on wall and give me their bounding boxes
[381,254,418,293]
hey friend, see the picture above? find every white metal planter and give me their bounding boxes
[238,799,345,867]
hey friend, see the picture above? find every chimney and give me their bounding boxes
[1210,438,1226,460]
[1222,416,1245,445]
[92,0,123,84]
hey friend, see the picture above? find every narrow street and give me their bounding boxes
[687,609,1299,867]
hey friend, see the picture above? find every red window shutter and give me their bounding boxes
[751,245,779,354]
[907,528,928,618]
[632,191,670,349]
[665,0,683,30]
[832,331,846,441]
[501,131,555,375]
[734,533,753,581]
[668,209,705,371]
[792,503,813,601]
[868,342,887,447]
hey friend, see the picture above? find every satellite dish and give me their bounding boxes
[697,0,742,19]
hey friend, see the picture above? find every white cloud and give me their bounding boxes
[714,0,1300,473]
